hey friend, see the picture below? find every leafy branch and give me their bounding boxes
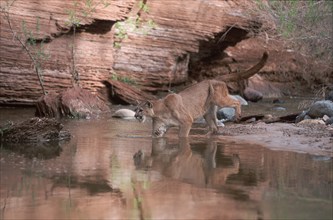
[254,0,332,61]
[113,1,157,48]
[111,72,137,85]
[1,0,48,95]
[65,0,110,86]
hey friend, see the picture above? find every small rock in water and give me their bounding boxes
[217,107,236,121]
[113,109,135,119]
[216,120,225,127]
[245,117,256,123]
[272,106,286,111]
[311,155,331,161]
[273,99,284,104]
[231,95,248,106]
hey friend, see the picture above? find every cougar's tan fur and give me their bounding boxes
[135,52,268,137]
[135,80,240,137]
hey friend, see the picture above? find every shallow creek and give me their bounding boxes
[0,101,332,220]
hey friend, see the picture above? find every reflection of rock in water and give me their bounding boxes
[0,117,70,159]
[50,174,118,195]
[3,142,63,159]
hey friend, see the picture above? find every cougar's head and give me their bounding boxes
[134,101,154,122]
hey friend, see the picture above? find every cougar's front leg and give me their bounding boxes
[164,94,193,137]
[234,100,242,121]
[175,109,193,137]
[152,118,168,137]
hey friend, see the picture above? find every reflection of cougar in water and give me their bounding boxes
[135,52,268,137]
[133,138,240,187]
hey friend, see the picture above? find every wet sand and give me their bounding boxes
[221,122,333,156]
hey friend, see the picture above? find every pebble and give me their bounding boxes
[322,115,330,122]
[298,119,325,125]
[272,106,286,111]
[216,120,225,127]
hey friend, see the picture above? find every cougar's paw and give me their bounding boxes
[153,126,167,137]
[206,128,223,136]
[154,129,162,136]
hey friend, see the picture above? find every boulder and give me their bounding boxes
[217,107,236,121]
[325,91,333,102]
[243,87,263,102]
[112,109,135,119]
[296,100,333,123]
[36,86,110,119]
[307,100,333,118]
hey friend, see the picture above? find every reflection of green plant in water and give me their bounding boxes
[109,151,151,219]
[130,174,152,220]
[114,1,157,48]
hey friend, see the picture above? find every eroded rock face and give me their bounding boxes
[0,0,135,105]
[36,86,110,119]
[243,87,263,102]
[1,0,332,105]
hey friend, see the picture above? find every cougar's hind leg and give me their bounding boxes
[204,105,218,134]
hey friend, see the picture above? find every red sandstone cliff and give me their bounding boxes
[1,0,332,105]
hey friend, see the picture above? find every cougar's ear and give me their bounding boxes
[146,101,153,108]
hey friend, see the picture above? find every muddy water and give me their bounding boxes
[0,107,332,220]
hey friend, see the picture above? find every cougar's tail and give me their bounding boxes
[217,51,268,82]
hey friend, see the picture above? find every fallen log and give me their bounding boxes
[239,112,299,124]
